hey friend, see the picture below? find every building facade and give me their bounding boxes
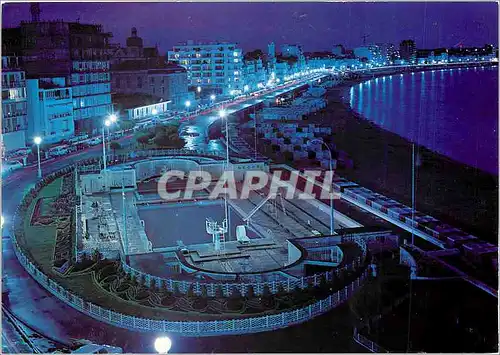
[109,27,163,66]
[1,56,28,151]
[168,40,243,95]
[3,5,113,134]
[353,45,383,64]
[26,77,75,144]
[399,40,417,64]
[242,58,267,92]
[111,61,189,110]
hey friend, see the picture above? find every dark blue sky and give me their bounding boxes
[2,2,498,53]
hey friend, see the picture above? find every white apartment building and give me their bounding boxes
[26,77,75,144]
[353,45,384,64]
[2,56,28,151]
[168,41,243,95]
[242,58,267,92]
[70,60,112,133]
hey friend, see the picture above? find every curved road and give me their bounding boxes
[2,73,366,353]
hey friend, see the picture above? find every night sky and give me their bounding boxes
[2,2,498,53]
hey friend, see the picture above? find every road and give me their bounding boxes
[3,73,362,353]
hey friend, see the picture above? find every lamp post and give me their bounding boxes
[185,100,191,114]
[210,94,216,107]
[219,109,231,240]
[102,119,111,171]
[33,136,42,179]
[309,138,335,235]
[107,113,118,151]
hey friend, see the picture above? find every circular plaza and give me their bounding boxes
[12,150,381,336]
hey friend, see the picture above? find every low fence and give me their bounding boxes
[120,233,369,298]
[11,227,368,335]
[353,327,388,353]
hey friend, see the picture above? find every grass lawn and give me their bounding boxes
[23,179,62,271]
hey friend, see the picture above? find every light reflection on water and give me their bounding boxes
[350,67,499,175]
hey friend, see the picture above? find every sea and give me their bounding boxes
[349,66,499,175]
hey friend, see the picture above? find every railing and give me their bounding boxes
[11,164,371,335]
[121,252,363,298]
[353,327,389,353]
[11,226,368,335]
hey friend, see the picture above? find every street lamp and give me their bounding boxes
[309,138,335,235]
[210,94,216,102]
[219,109,231,239]
[154,336,172,354]
[34,136,42,179]
[185,100,191,113]
[197,86,202,93]
[106,113,118,151]
[103,119,111,170]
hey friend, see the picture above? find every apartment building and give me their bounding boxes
[3,4,113,134]
[167,40,243,95]
[26,77,75,144]
[1,56,28,151]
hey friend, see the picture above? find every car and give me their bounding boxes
[87,137,103,146]
[48,144,75,157]
[2,160,23,175]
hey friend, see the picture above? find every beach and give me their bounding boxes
[318,76,498,241]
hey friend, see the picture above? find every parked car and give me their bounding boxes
[68,134,90,144]
[2,160,23,175]
[48,144,75,157]
[87,137,103,146]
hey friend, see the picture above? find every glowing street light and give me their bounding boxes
[210,94,216,101]
[185,100,191,113]
[197,86,202,93]
[154,336,172,354]
[108,113,118,123]
[33,136,42,178]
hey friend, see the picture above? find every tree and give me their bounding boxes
[137,135,150,147]
[109,141,121,154]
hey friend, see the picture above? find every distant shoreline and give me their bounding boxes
[319,67,498,241]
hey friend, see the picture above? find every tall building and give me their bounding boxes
[399,40,417,64]
[1,56,28,151]
[353,45,383,63]
[26,77,74,144]
[111,61,189,109]
[376,43,398,63]
[3,4,113,135]
[167,40,243,95]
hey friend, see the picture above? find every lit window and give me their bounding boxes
[234,59,239,63]
[233,52,239,57]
